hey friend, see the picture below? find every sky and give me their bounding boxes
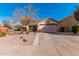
[0,3,79,23]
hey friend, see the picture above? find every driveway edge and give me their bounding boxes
[33,33,40,46]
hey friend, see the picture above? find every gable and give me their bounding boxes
[38,18,59,25]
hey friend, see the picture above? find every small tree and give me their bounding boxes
[72,25,79,34]
[13,8,25,23]
[20,16,32,26]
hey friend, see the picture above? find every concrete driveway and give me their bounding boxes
[34,33,79,56]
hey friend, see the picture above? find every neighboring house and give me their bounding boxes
[59,15,78,32]
[38,18,59,32]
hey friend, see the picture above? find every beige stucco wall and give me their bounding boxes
[59,15,77,32]
[38,20,47,31]
[42,25,58,32]
[38,24,46,31]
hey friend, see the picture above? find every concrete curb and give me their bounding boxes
[33,33,40,46]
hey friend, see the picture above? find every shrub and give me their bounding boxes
[0,27,8,37]
[15,25,23,31]
[0,32,6,37]
[72,25,79,34]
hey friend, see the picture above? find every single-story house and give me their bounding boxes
[38,18,59,32]
[59,15,78,32]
